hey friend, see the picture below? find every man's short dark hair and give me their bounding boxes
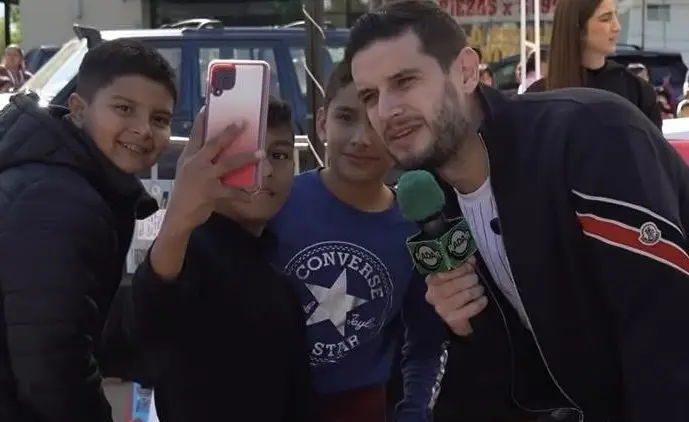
[345,0,466,71]
[76,39,178,104]
[267,96,293,131]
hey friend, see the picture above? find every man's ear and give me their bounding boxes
[316,106,327,142]
[450,46,480,95]
[67,92,88,128]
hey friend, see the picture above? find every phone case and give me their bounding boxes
[204,59,271,188]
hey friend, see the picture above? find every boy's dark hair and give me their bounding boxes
[324,61,353,109]
[526,48,549,73]
[345,0,466,71]
[76,39,178,104]
[267,96,293,130]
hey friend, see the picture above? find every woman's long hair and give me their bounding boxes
[546,0,604,90]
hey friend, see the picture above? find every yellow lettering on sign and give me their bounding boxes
[468,22,553,62]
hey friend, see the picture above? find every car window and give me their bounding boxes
[290,46,346,96]
[155,47,183,87]
[21,38,183,107]
[493,60,519,90]
[198,46,281,100]
[22,37,88,105]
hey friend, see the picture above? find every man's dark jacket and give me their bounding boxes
[0,94,156,422]
[433,86,689,422]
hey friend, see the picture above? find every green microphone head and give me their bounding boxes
[396,170,446,222]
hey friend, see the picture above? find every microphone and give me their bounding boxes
[397,170,477,274]
[490,218,501,235]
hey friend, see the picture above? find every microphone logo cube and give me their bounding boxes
[406,218,477,275]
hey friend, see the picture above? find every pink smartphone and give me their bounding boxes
[203,59,271,188]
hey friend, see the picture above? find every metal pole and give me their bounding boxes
[534,0,541,78]
[641,0,647,49]
[4,2,11,48]
[520,0,527,88]
[303,0,325,169]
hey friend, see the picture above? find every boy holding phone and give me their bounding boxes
[0,39,176,421]
[132,98,320,421]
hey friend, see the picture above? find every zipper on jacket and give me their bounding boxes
[478,132,585,422]
[475,264,583,421]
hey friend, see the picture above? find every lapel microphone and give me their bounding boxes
[489,218,501,235]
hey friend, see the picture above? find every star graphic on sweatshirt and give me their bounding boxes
[305,268,369,336]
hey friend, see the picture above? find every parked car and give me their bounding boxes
[9,19,347,138]
[5,19,346,182]
[491,44,688,99]
[23,45,59,74]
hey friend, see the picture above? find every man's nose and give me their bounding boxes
[378,91,404,121]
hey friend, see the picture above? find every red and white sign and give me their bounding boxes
[663,117,689,164]
[438,0,558,23]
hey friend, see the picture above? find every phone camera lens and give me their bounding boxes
[211,67,237,96]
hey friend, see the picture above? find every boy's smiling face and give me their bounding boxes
[68,74,174,174]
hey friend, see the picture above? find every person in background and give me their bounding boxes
[677,98,689,118]
[526,0,662,129]
[627,62,650,83]
[132,99,320,422]
[0,44,32,93]
[0,39,175,422]
[518,48,549,93]
[656,85,675,119]
[269,62,447,422]
[479,63,493,87]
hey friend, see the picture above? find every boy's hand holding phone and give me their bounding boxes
[165,109,263,234]
[151,109,263,281]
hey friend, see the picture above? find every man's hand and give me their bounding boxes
[165,108,263,234]
[424,257,488,336]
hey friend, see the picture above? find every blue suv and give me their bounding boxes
[8,19,349,137]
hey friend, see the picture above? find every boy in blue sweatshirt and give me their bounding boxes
[269,62,447,422]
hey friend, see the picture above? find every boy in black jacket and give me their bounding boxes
[0,40,176,422]
[132,98,320,422]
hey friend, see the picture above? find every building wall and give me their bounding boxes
[20,0,146,49]
[620,0,689,62]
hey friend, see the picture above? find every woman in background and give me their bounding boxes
[0,45,31,93]
[526,0,662,128]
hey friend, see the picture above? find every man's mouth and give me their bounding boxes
[387,124,422,143]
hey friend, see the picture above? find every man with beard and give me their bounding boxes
[345,1,689,422]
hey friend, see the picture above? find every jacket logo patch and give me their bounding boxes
[639,221,662,246]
